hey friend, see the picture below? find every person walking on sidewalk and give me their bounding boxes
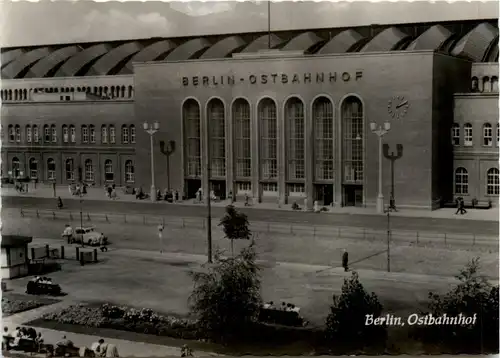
[342,249,349,272]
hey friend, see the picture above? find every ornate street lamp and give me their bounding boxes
[143,121,160,202]
[370,121,391,214]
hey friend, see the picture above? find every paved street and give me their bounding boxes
[3,195,499,235]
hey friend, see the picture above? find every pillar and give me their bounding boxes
[335,107,343,207]
[200,104,209,199]
[278,102,286,205]
[305,103,314,211]
[251,104,260,202]
[225,104,234,198]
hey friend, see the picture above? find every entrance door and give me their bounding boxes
[316,184,334,206]
[343,185,363,207]
[210,180,226,200]
[185,179,201,199]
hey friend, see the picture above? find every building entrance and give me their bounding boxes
[210,180,226,200]
[185,179,201,199]
[343,185,363,207]
[315,184,334,206]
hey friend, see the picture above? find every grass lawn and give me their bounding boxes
[2,292,60,317]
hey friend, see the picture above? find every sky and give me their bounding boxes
[0,1,498,48]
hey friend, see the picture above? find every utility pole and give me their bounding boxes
[383,144,403,212]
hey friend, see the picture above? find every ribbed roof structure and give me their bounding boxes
[1,20,497,79]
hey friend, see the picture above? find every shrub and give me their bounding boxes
[324,272,386,350]
[188,242,262,343]
[414,257,499,353]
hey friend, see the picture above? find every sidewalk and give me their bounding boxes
[3,297,216,357]
[2,184,499,222]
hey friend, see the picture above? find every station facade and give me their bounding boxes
[1,20,498,210]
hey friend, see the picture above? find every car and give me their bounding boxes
[69,226,108,246]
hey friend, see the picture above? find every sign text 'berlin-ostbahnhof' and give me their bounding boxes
[182,71,363,87]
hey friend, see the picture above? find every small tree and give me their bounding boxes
[219,205,251,256]
[188,242,262,343]
[417,257,499,353]
[325,272,386,349]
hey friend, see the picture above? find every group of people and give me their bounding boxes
[3,328,119,357]
[105,185,118,200]
[455,197,467,215]
[69,183,88,197]
[31,276,54,284]
[2,326,43,351]
[156,188,180,202]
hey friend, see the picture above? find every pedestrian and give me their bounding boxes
[342,249,349,272]
[57,196,63,209]
[455,197,461,215]
[460,197,467,215]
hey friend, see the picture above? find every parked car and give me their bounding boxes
[67,226,108,246]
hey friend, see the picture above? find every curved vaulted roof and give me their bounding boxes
[86,41,143,76]
[1,20,497,79]
[1,47,51,79]
[26,45,81,78]
[318,30,365,54]
[451,23,498,62]
[406,25,454,51]
[360,27,412,52]
[282,31,323,52]
[119,40,177,75]
[241,34,283,53]
[55,44,111,77]
[200,36,246,59]
[1,49,26,69]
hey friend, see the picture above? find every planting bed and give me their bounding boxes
[2,293,60,316]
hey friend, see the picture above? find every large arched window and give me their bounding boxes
[125,160,135,183]
[81,125,89,143]
[51,124,57,143]
[65,158,74,181]
[483,123,492,146]
[258,98,277,180]
[26,125,32,143]
[47,158,56,180]
[464,123,473,146]
[121,125,129,144]
[207,98,226,177]
[130,125,136,144]
[85,159,94,182]
[101,125,108,144]
[183,99,201,177]
[482,76,490,93]
[104,160,114,181]
[89,125,96,143]
[487,168,499,195]
[451,123,460,146]
[29,158,38,179]
[69,125,76,143]
[285,97,305,180]
[33,125,39,143]
[492,76,498,93]
[454,167,468,194]
[342,96,364,183]
[15,125,21,142]
[11,157,20,177]
[313,97,334,180]
[233,99,251,178]
[62,125,69,143]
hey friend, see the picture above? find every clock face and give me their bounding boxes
[387,96,409,120]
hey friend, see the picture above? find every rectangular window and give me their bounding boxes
[110,127,116,144]
[51,127,57,143]
[70,127,76,143]
[236,182,252,193]
[483,126,493,146]
[26,127,32,143]
[452,125,460,146]
[288,183,305,196]
[122,127,129,144]
[33,127,39,143]
[90,127,96,143]
[102,127,108,144]
[44,127,50,142]
[82,127,89,143]
[130,126,136,143]
[262,182,278,194]
[464,126,473,147]
[63,127,69,143]
[15,126,21,142]
[9,127,14,142]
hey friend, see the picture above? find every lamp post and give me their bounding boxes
[143,121,160,202]
[79,186,87,247]
[386,211,391,272]
[370,121,391,213]
[159,140,176,191]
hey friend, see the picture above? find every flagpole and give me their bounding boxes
[268,1,271,49]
